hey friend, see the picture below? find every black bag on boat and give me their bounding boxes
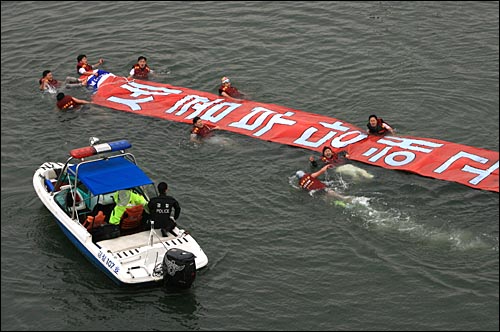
[90,223,120,242]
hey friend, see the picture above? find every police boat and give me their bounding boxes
[33,137,208,287]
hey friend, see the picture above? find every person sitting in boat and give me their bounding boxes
[56,92,91,110]
[128,55,154,80]
[39,70,83,92]
[109,189,148,227]
[309,145,349,171]
[218,76,246,101]
[76,54,104,76]
[190,116,219,143]
[147,182,181,237]
[295,164,352,203]
[366,114,394,136]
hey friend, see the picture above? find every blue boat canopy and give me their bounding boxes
[68,156,154,195]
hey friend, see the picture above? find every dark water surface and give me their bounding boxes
[1,1,498,331]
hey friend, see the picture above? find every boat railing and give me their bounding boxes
[51,139,135,197]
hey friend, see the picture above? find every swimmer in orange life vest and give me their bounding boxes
[39,70,83,91]
[128,56,154,80]
[190,116,220,143]
[295,164,353,203]
[309,146,349,171]
[39,70,60,91]
[366,114,395,135]
[76,54,104,76]
[218,76,246,101]
[56,92,91,110]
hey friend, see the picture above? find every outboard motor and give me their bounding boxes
[162,248,196,289]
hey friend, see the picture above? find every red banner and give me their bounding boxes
[92,77,499,192]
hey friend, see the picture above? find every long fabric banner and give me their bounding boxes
[92,77,499,192]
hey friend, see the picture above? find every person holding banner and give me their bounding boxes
[190,116,220,143]
[218,76,246,101]
[309,146,374,181]
[309,146,349,171]
[56,92,91,110]
[76,54,104,76]
[128,56,154,80]
[366,114,394,135]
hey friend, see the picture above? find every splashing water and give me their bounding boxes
[344,199,494,251]
[288,175,494,250]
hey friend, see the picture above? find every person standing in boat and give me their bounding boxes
[56,92,91,110]
[109,189,148,226]
[128,56,154,80]
[295,164,353,203]
[366,114,395,135]
[147,182,181,237]
[309,146,349,172]
[76,54,104,76]
[190,116,219,143]
[218,76,246,101]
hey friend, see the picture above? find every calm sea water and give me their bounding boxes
[1,1,498,331]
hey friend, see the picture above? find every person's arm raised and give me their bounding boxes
[311,164,332,179]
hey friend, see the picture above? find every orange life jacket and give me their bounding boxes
[57,95,79,110]
[39,77,59,88]
[120,205,144,230]
[191,124,213,138]
[83,211,106,231]
[131,64,151,79]
[367,118,390,135]
[299,174,326,191]
[76,62,93,75]
[219,85,242,98]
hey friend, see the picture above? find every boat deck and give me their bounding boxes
[97,228,184,253]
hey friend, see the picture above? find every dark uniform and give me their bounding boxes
[147,194,181,236]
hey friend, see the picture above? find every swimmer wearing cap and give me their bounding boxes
[218,76,246,101]
[295,164,352,203]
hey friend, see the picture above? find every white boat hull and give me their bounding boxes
[33,161,208,286]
